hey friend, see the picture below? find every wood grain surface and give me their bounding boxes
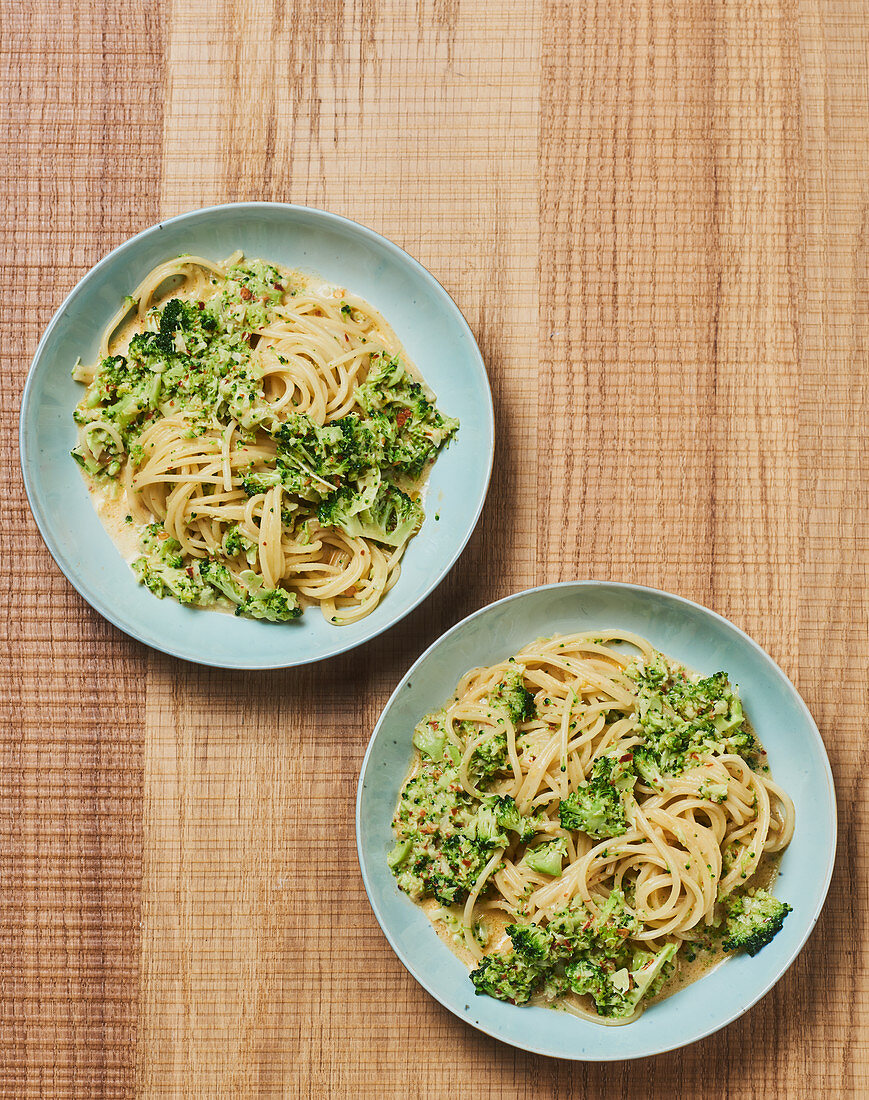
[2,0,867,1096]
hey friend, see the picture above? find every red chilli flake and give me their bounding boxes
[619,753,633,763]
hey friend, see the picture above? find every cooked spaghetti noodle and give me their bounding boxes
[388,631,794,1023]
[71,254,458,624]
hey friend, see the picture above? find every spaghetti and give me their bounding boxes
[71,254,458,624]
[388,630,795,1023]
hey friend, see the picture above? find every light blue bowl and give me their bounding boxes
[19,203,494,668]
[356,581,836,1060]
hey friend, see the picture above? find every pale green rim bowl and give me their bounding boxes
[356,581,836,1060]
[19,203,494,668]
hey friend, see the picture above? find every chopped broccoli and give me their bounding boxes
[553,887,640,956]
[318,480,423,547]
[490,794,541,841]
[131,527,207,605]
[218,259,287,328]
[507,922,553,961]
[565,942,677,1018]
[627,655,757,772]
[241,469,284,497]
[522,837,567,877]
[468,888,651,1012]
[200,560,245,606]
[238,586,301,622]
[469,950,545,1005]
[489,667,536,724]
[470,730,508,782]
[222,524,258,565]
[408,832,494,906]
[387,838,412,869]
[721,889,792,956]
[412,711,449,761]
[389,755,503,906]
[559,753,635,838]
[461,805,508,847]
[355,353,459,477]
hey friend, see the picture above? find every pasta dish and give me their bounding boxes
[71,254,458,624]
[388,631,794,1022]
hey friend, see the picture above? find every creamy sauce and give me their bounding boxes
[86,478,145,562]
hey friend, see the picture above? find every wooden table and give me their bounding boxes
[3,1,866,1096]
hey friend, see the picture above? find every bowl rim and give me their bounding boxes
[18,201,495,669]
[355,579,838,1060]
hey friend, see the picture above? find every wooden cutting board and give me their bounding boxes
[2,0,866,1095]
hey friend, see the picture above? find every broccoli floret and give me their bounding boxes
[632,745,664,787]
[270,412,386,490]
[328,413,386,475]
[238,586,301,622]
[490,794,541,841]
[627,655,757,772]
[470,730,508,781]
[412,710,449,761]
[549,887,640,957]
[70,448,104,477]
[721,889,792,956]
[200,560,245,606]
[460,805,508,846]
[130,524,207,605]
[469,950,544,1005]
[92,353,129,390]
[564,956,625,1012]
[128,298,214,363]
[522,837,567,877]
[565,942,677,1018]
[489,667,536,724]
[131,556,206,605]
[222,524,258,565]
[275,413,338,473]
[107,373,163,430]
[355,353,459,477]
[77,353,134,411]
[559,754,634,838]
[318,480,423,547]
[241,469,284,496]
[469,889,647,1010]
[390,755,502,906]
[507,922,553,961]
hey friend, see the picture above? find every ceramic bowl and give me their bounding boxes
[356,581,836,1059]
[19,203,493,668]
